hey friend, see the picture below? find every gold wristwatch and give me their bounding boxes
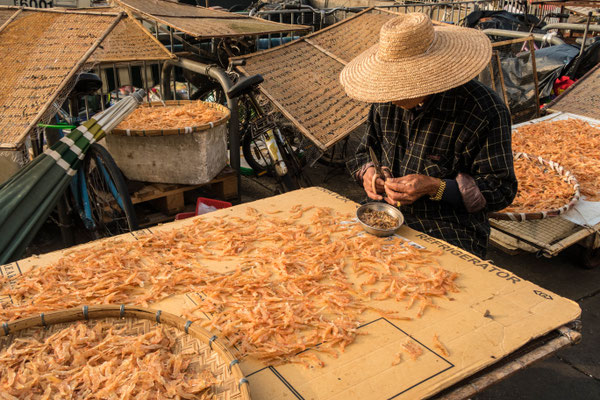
[430,179,446,201]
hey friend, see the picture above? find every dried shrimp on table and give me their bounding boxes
[0,205,458,367]
[513,119,600,200]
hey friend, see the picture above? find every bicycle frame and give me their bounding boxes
[246,93,291,177]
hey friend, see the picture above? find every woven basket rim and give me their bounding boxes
[111,100,230,136]
[0,304,251,400]
[489,152,581,222]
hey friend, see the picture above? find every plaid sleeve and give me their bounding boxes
[469,101,518,212]
[346,104,382,183]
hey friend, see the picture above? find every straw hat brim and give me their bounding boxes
[340,24,492,103]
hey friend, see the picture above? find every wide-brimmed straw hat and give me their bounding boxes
[340,13,492,103]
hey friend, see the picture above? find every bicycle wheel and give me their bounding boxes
[242,128,271,174]
[83,143,138,238]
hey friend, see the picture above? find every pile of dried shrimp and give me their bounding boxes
[0,322,216,399]
[0,205,458,367]
[501,156,575,213]
[115,101,226,131]
[360,209,399,230]
[513,119,600,200]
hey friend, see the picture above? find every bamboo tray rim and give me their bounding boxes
[111,100,230,137]
[0,304,251,400]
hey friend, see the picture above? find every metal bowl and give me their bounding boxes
[356,202,404,237]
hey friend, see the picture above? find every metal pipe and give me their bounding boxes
[483,29,565,45]
[161,59,240,202]
[542,23,600,32]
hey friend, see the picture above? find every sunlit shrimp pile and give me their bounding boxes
[0,322,216,399]
[0,205,458,366]
[115,101,226,131]
[513,119,600,200]
[501,156,575,213]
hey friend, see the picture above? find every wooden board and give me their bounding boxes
[0,188,581,399]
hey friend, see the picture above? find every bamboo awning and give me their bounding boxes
[63,6,174,63]
[114,0,310,39]
[93,16,174,63]
[233,9,396,151]
[0,8,124,150]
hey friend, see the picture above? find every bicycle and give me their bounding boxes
[226,70,311,192]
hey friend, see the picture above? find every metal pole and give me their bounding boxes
[143,60,151,103]
[169,26,174,53]
[84,96,90,121]
[127,62,133,92]
[97,65,105,111]
[112,63,120,101]
[161,59,241,202]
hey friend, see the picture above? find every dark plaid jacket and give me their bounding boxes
[347,80,517,257]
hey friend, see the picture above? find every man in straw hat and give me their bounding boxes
[343,13,517,258]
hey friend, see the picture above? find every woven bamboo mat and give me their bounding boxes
[94,16,173,63]
[546,63,600,119]
[116,0,309,39]
[0,9,122,150]
[0,7,20,27]
[308,12,394,63]
[234,9,397,151]
[0,316,246,400]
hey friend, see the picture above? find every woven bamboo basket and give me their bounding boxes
[0,305,251,400]
[111,100,230,137]
[489,152,580,222]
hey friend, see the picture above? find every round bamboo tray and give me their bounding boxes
[489,152,580,222]
[111,100,230,137]
[0,305,251,400]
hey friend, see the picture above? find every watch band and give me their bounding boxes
[430,179,446,201]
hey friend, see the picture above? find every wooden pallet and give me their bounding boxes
[130,167,237,216]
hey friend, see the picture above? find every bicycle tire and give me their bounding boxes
[242,128,270,174]
[83,143,138,237]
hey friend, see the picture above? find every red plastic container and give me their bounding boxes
[174,212,196,220]
[195,197,232,215]
[174,197,232,221]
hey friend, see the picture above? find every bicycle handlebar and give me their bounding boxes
[226,74,264,99]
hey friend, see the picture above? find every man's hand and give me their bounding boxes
[384,174,441,206]
[362,167,391,201]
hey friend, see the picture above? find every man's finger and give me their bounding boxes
[385,180,410,192]
[383,195,395,206]
[384,185,402,201]
[367,191,383,201]
[375,177,386,190]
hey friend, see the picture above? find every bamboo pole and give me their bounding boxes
[529,38,541,118]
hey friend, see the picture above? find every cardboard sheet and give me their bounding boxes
[0,188,581,399]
